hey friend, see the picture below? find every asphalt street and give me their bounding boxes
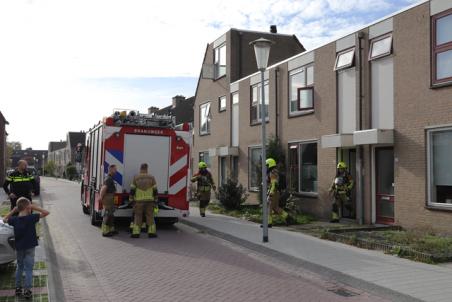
[40,177,390,302]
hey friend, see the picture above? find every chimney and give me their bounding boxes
[270,25,277,34]
[172,95,186,108]
[148,106,159,115]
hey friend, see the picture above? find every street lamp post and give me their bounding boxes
[250,38,274,243]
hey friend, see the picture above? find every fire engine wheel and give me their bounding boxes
[82,203,90,215]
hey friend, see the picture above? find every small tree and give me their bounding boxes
[267,135,285,168]
[44,160,56,176]
[66,163,77,180]
[258,135,287,202]
[217,178,247,210]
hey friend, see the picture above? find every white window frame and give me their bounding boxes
[334,47,355,71]
[198,151,210,168]
[369,34,393,61]
[289,65,314,116]
[214,43,226,79]
[219,95,227,112]
[248,146,262,191]
[427,125,452,209]
[199,102,211,135]
[250,81,269,124]
[288,140,318,196]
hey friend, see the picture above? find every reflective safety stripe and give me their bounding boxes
[134,186,156,201]
[199,185,211,192]
[10,177,34,182]
[5,177,12,182]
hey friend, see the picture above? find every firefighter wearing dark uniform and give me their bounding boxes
[191,162,215,217]
[3,160,35,211]
[130,163,158,238]
[329,161,354,223]
[99,165,118,237]
[265,158,288,227]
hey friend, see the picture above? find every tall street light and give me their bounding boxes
[250,37,274,243]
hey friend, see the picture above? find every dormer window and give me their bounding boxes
[214,44,226,79]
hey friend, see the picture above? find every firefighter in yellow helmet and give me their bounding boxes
[329,161,354,223]
[265,158,288,227]
[191,161,216,217]
[130,163,158,238]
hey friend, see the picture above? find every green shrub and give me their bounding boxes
[217,178,247,210]
[66,164,77,180]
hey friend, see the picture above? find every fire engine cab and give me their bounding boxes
[81,110,191,225]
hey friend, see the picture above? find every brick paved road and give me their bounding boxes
[41,178,389,302]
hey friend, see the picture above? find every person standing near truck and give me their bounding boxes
[130,163,158,238]
[99,165,118,237]
[191,162,215,217]
[3,160,35,212]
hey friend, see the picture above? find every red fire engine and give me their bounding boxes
[81,110,191,225]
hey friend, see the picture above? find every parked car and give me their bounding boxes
[0,219,15,265]
[27,167,40,196]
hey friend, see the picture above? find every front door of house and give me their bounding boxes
[338,148,356,219]
[376,147,395,224]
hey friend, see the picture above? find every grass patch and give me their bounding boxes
[0,205,10,218]
[325,228,452,263]
[208,203,314,226]
[0,294,48,302]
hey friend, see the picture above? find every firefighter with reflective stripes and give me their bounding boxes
[3,160,35,211]
[329,161,354,223]
[130,163,158,238]
[265,158,288,227]
[99,165,118,237]
[191,162,215,217]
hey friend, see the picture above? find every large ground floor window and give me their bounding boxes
[199,151,210,168]
[248,147,262,191]
[428,127,452,208]
[288,141,318,194]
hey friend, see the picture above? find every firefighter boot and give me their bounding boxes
[131,225,141,238]
[281,210,289,226]
[260,214,273,228]
[148,224,157,238]
[141,222,147,233]
[200,207,206,217]
[129,221,134,233]
[330,202,340,223]
[102,224,112,237]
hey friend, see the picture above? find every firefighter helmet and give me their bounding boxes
[198,161,207,169]
[266,158,277,169]
[337,161,347,169]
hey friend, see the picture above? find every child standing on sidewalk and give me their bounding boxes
[4,197,49,299]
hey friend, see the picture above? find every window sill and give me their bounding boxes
[219,109,226,113]
[425,204,452,212]
[289,109,315,118]
[248,188,259,193]
[199,132,211,137]
[214,75,227,81]
[430,80,452,89]
[250,120,270,126]
[291,191,318,199]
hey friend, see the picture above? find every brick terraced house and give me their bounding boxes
[193,0,452,233]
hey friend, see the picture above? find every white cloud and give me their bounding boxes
[0,0,417,148]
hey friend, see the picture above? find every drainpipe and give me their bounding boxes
[275,67,279,139]
[356,32,365,225]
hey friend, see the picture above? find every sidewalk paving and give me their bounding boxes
[0,191,50,301]
[181,207,452,302]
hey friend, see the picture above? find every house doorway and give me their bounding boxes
[338,148,356,219]
[375,147,394,224]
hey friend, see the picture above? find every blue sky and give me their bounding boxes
[0,0,421,149]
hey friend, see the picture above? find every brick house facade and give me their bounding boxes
[193,0,452,233]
